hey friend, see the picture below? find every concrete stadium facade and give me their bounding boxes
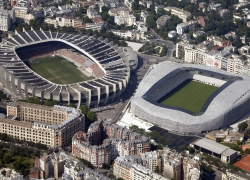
[0,28,130,108]
[131,62,250,134]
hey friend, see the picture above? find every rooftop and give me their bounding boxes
[194,138,234,155]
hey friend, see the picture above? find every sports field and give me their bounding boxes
[158,80,218,114]
[27,56,92,84]
[234,156,250,172]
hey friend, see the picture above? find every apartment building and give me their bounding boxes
[175,40,249,75]
[72,120,151,167]
[62,159,109,180]
[176,20,197,35]
[114,156,168,180]
[183,157,201,180]
[0,168,23,180]
[0,10,11,31]
[114,148,201,180]
[164,7,191,22]
[163,148,182,180]
[130,164,168,180]
[222,170,250,180]
[110,29,146,41]
[1,102,85,147]
[38,150,69,179]
[14,1,43,24]
[108,6,130,16]
[227,54,246,74]
[140,151,164,173]
[156,15,171,28]
[114,15,136,26]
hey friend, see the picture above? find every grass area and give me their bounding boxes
[221,142,240,151]
[27,56,93,84]
[158,80,218,114]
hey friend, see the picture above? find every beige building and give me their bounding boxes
[114,156,168,180]
[108,7,130,16]
[222,170,250,180]
[164,7,191,22]
[163,149,182,180]
[114,15,136,26]
[227,55,246,74]
[38,150,68,179]
[72,120,151,168]
[2,102,85,147]
[156,15,171,28]
[205,130,244,142]
[140,151,164,173]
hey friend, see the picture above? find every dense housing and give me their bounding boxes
[0,102,85,147]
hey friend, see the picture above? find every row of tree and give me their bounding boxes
[0,133,48,150]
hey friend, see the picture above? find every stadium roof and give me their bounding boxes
[131,62,250,133]
[194,138,229,155]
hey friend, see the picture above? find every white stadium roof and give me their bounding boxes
[131,62,250,133]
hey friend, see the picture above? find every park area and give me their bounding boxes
[27,56,92,84]
[158,80,218,114]
[234,156,250,172]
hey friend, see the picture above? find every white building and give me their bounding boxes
[110,29,146,41]
[0,10,11,31]
[114,14,136,26]
[164,7,191,22]
[136,21,148,32]
[45,16,83,28]
[131,164,169,180]
[176,21,197,35]
[168,31,177,38]
[141,11,149,23]
[108,6,130,16]
[62,159,109,180]
[0,168,23,180]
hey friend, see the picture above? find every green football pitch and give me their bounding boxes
[158,80,218,114]
[27,56,92,84]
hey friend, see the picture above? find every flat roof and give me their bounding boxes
[0,118,33,128]
[222,148,236,156]
[194,138,229,155]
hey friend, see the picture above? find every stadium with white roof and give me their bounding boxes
[131,62,250,133]
[0,28,131,107]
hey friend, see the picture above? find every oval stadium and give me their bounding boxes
[0,28,131,107]
[131,62,250,134]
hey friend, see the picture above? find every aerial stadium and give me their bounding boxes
[0,28,132,107]
[131,62,250,134]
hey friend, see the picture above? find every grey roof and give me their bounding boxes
[194,138,229,154]
[131,62,250,133]
[222,148,237,156]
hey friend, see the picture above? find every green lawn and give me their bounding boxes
[158,80,218,114]
[27,56,92,84]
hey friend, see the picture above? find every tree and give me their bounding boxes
[101,6,109,12]
[188,147,195,154]
[119,40,127,47]
[238,121,248,132]
[26,97,41,104]
[178,145,187,152]
[146,16,157,29]
[44,99,58,106]
[80,105,89,115]
[132,1,139,11]
[86,111,97,122]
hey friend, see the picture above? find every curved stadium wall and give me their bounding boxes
[0,29,130,108]
[131,62,250,134]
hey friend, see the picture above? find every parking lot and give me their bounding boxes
[149,126,201,150]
